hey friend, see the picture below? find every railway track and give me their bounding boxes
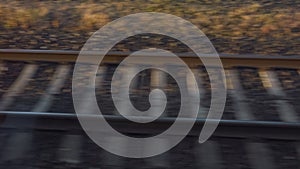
[0,49,300,121]
[1,111,300,169]
[0,49,300,168]
[0,126,299,169]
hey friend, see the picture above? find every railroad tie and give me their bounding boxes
[0,64,38,110]
[144,138,170,168]
[259,69,298,122]
[102,134,126,166]
[0,62,3,75]
[151,68,167,89]
[74,65,106,115]
[32,64,71,112]
[225,69,254,120]
[187,68,208,118]
[105,135,170,168]
[142,68,166,117]
[0,132,32,162]
[0,64,37,160]
[0,64,39,162]
[57,134,82,164]
[56,65,101,163]
[112,65,139,116]
[297,142,300,162]
[194,140,223,169]
[95,65,106,91]
[246,142,275,169]
[197,67,213,119]
[0,65,72,164]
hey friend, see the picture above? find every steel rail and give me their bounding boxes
[0,49,300,68]
[1,111,300,140]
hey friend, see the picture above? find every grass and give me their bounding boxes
[0,0,299,55]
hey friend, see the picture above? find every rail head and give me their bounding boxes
[1,111,300,141]
[0,49,300,68]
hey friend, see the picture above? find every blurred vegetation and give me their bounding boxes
[0,0,299,55]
